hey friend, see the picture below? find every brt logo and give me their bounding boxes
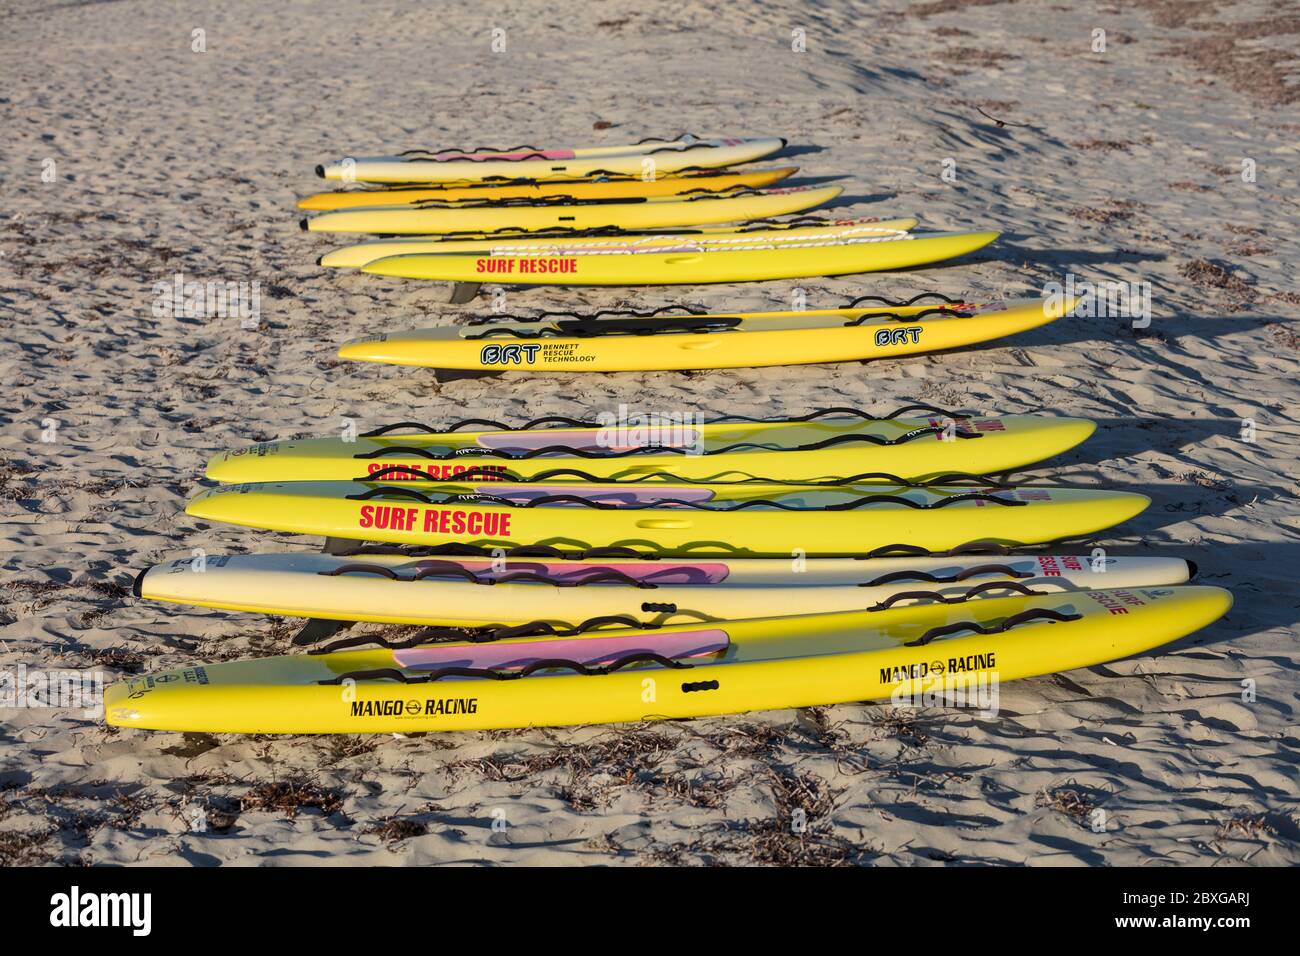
[875,326,923,347]
[480,344,541,365]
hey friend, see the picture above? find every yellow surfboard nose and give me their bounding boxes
[1039,416,1096,455]
[185,486,242,524]
[1109,491,1152,526]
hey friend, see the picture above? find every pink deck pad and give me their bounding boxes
[475,484,714,505]
[393,628,730,672]
[475,428,702,453]
[414,559,732,585]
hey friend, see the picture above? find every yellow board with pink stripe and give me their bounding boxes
[105,585,1230,734]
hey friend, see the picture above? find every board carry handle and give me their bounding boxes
[355,403,978,438]
[905,607,1082,647]
[319,652,693,685]
[342,485,1030,511]
[466,316,744,339]
[318,540,1047,563]
[362,416,595,436]
[355,464,1006,489]
[843,306,974,326]
[463,295,971,328]
[317,560,656,589]
[468,303,711,324]
[407,181,759,208]
[351,426,985,465]
[412,194,658,210]
[856,563,1031,588]
[386,213,866,251]
[866,579,1044,611]
[857,541,1020,559]
[845,292,964,308]
[391,133,727,162]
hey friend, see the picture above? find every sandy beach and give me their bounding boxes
[1,0,1297,866]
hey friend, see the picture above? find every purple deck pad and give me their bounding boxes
[393,628,730,672]
[415,559,732,585]
[475,484,715,506]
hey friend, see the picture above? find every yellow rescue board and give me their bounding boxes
[360,230,999,286]
[184,479,1150,557]
[301,185,841,235]
[317,136,787,184]
[104,585,1232,734]
[136,550,1195,629]
[205,411,1095,484]
[297,167,799,210]
[338,296,1066,372]
[317,217,918,269]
